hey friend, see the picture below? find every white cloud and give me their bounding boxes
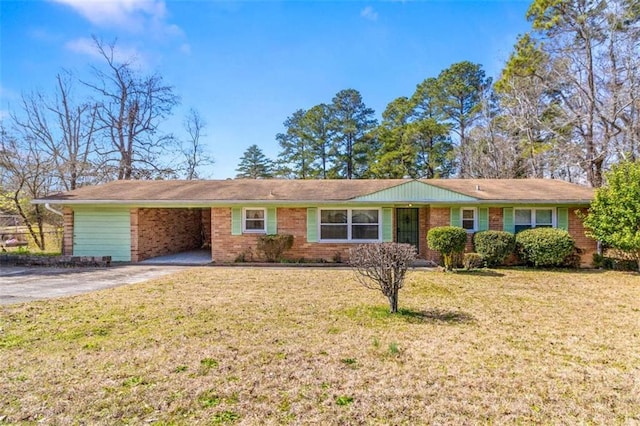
[360,6,378,22]
[65,37,146,67]
[51,0,179,37]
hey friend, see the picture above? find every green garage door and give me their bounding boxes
[73,208,131,261]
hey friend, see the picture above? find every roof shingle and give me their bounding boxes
[34,178,593,204]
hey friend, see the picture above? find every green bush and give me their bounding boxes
[463,253,484,270]
[257,234,294,262]
[427,226,468,271]
[593,253,639,271]
[473,230,516,267]
[515,228,575,267]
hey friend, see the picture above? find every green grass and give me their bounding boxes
[1,267,639,424]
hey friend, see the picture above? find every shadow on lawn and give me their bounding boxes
[397,307,476,325]
[454,270,505,277]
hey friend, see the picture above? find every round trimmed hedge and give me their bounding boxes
[427,226,468,270]
[515,228,575,267]
[473,230,515,267]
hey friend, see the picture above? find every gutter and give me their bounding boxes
[32,198,593,207]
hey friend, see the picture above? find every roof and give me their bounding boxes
[422,179,594,201]
[33,178,594,205]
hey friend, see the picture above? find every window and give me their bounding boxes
[514,208,555,233]
[243,208,266,233]
[319,208,380,241]
[461,208,477,231]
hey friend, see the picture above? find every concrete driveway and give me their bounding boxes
[0,265,190,305]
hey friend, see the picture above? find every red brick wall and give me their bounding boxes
[208,205,597,266]
[63,207,73,256]
[201,209,212,248]
[133,208,203,261]
[569,207,597,266]
[418,207,429,259]
[425,207,451,263]
[489,207,503,231]
[212,207,256,262]
[212,207,380,263]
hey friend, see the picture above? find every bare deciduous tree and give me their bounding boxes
[349,243,417,313]
[84,36,179,180]
[12,71,98,191]
[181,108,213,180]
[0,124,58,250]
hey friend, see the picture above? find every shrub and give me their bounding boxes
[463,253,484,270]
[349,243,417,313]
[256,234,294,262]
[593,253,639,271]
[515,228,575,267]
[427,226,468,271]
[473,230,515,266]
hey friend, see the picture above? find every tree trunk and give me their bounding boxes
[388,291,399,314]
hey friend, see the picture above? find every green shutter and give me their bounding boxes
[382,208,393,242]
[231,207,242,235]
[267,207,277,234]
[450,207,460,227]
[478,207,489,231]
[307,208,318,242]
[503,208,514,233]
[557,207,568,231]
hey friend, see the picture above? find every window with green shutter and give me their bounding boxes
[478,207,489,231]
[307,208,318,242]
[450,207,460,227]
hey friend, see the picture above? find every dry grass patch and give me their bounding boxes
[1,267,639,424]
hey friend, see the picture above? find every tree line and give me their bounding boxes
[237,0,640,188]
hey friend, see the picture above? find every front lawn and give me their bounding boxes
[1,268,639,424]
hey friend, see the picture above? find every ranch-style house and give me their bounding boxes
[34,178,597,266]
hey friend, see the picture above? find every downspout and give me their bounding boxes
[45,203,64,216]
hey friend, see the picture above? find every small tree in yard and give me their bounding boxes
[583,161,640,272]
[349,243,417,314]
[427,226,468,271]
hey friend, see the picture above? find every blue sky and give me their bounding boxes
[1,0,531,179]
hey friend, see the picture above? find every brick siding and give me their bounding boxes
[488,207,503,231]
[63,207,73,256]
[569,207,597,266]
[212,207,385,263]
[132,208,206,261]
[425,207,450,264]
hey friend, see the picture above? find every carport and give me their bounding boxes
[131,207,212,262]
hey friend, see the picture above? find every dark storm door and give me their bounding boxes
[396,208,419,253]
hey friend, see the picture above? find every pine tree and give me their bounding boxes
[235,145,273,179]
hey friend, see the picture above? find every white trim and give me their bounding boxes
[318,207,382,243]
[460,207,478,232]
[514,207,556,232]
[242,207,267,233]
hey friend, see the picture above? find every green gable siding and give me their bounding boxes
[307,208,318,242]
[503,208,514,233]
[353,180,477,202]
[557,207,569,231]
[450,208,460,227]
[267,207,277,234]
[382,207,393,242]
[73,209,131,261]
[231,207,242,235]
[478,207,489,231]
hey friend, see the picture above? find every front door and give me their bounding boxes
[396,208,419,253]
